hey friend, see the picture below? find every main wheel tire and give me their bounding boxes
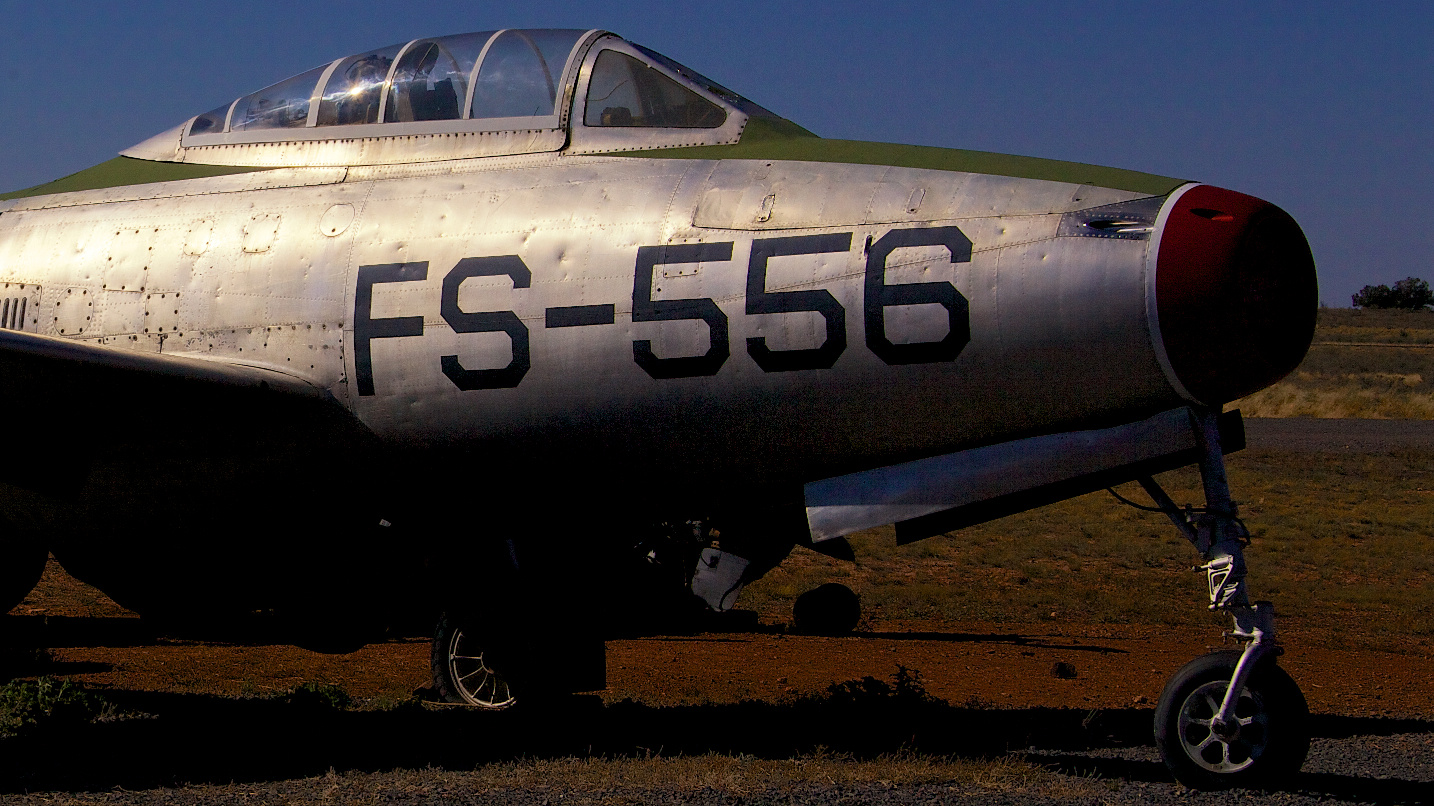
[792,582,861,635]
[0,537,46,614]
[1154,650,1309,790]
[431,612,517,709]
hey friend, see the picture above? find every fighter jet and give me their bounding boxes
[0,28,1316,789]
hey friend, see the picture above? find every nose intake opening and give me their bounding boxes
[1154,185,1318,405]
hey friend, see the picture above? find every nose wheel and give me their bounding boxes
[1155,650,1309,789]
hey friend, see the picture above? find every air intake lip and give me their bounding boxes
[1149,184,1317,405]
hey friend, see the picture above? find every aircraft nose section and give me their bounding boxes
[1151,184,1317,405]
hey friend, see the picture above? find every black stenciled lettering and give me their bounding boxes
[632,242,733,379]
[440,255,531,390]
[745,233,851,372]
[864,227,972,365]
[546,304,616,328]
[354,262,428,397]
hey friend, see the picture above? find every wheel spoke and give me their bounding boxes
[440,621,515,708]
[1176,680,1265,774]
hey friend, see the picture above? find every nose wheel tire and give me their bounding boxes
[431,612,517,709]
[1154,650,1309,790]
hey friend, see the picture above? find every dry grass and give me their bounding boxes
[4,754,1087,805]
[463,752,1060,792]
[743,448,1434,652]
[1234,308,1434,418]
[1239,374,1434,418]
[1316,307,1434,336]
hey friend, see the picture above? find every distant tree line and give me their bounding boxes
[1352,277,1433,310]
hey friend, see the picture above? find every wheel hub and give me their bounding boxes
[1210,715,1241,742]
[1177,680,1269,773]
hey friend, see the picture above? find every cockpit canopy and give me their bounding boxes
[124,29,772,168]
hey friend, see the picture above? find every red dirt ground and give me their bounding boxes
[8,558,1430,720]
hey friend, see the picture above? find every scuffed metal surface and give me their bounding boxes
[0,151,1183,490]
[695,161,1148,231]
[2,168,348,212]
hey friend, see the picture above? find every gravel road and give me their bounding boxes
[1023,731,1434,805]
[1,693,1428,805]
[1244,417,1434,452]
[5,730,1429,805]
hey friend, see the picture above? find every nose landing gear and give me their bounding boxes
[1155,649,1308,789]
[1126,408,1310,789]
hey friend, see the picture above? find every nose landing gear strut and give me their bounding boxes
[1127,408,1309,789]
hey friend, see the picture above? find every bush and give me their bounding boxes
[1352,277,1433,310]
[286,681,352,711]
[826,665,937,706]
[0,677,113,738]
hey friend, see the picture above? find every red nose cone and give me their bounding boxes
[1154,185,1317,405]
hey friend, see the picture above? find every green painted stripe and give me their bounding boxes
[0,157,265,201]
[628,117,1186,196]
[2,120,1185,202]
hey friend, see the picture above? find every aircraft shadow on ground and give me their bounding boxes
[0,687,1429,801]
[3,614,1120,653]
[852,630,1128,653]
[2,615,159,649]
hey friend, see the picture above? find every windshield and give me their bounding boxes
[584,50,726,128]
[631,44,779,119]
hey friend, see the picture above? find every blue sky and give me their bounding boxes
[1,0,1429,306]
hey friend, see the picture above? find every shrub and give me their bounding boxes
[826,665,937,706]
[1352,277,1433,310]
[0,677,113,738]
[286,681,352,710]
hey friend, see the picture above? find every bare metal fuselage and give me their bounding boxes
[0,154,1177,465]
[0,152,1187,621]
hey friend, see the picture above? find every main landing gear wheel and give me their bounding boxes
[0,536,46,614]
[792,582,861,635]
[1154,651,1309,790]
[431,612,516,709]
